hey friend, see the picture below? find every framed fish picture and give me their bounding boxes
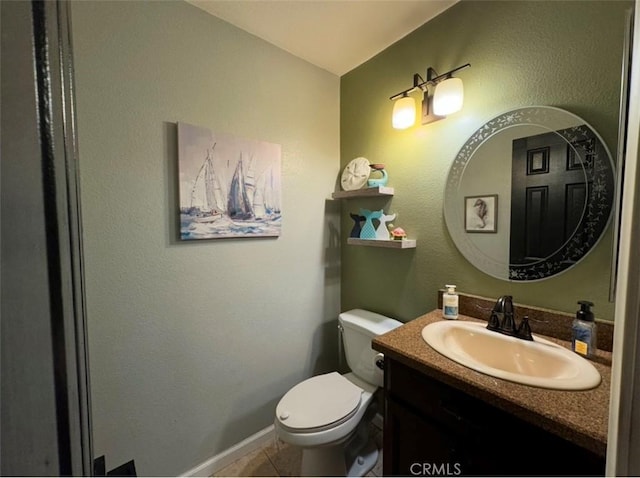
[464,194,497,233]
[178,122,282,240]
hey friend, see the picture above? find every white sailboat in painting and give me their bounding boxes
[189,143,227,223]
[253,166,281,220]
[227,154,254,220]
[244,155,257,204]
[253,170,267,220]
[226,154,281,222]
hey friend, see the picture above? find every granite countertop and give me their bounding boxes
[372,310,612,456]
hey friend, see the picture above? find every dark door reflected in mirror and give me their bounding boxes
[444,107,615,282]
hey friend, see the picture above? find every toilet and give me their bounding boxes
[274,309,402,477]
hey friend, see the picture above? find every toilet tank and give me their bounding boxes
[339,309,403,387]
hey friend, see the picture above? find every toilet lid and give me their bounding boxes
[276,372,363,431]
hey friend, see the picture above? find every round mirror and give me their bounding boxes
[444,106,615,281]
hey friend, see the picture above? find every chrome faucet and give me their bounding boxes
[486,295,533,341]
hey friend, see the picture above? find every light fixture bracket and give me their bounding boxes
[422,92,445,125]
[422,67,444,124]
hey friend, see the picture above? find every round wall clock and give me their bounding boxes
[341,157,371,191]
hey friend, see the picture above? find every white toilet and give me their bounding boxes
[274,309,402,477]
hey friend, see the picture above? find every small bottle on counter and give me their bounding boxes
[572,300,597,358]
[443,285,459,320]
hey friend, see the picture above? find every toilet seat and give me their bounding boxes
[276,372,363,432]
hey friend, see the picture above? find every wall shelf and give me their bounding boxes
[347,238,416,249]
[331,186,394,199]
[334,185,415,249]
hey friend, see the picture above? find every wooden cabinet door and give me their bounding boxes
[384,397,463,477]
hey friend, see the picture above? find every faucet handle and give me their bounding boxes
[517,315,534,341]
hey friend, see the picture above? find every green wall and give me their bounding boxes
[340,0,632,322]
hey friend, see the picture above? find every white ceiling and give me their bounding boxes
[186,0,458,76]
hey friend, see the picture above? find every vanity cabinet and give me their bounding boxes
[383,358,605,477]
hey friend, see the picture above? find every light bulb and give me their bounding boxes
[433,78,464,116]
[392,95,416,130]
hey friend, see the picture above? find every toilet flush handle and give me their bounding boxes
[375,353,385,370]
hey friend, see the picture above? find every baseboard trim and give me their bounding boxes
[181,425,275,477]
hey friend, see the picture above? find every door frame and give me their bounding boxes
[1,1,93,475]
[607,3,640,476]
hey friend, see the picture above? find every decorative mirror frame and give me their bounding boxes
[444,106,615,281]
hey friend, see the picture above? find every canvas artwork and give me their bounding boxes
[178,122,282,240]
[465,194,497,233]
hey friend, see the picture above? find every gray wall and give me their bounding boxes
[71,1,340,475]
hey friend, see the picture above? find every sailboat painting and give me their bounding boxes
[178,122,282,240]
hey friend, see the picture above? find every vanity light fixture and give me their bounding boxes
[391,93,416,130]
[390,63,470,129]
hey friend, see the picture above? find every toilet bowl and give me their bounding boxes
[275,372,376,448]
[274,309,402,477]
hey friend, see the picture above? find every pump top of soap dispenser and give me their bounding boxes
[445,284,457,294]
[577,300,595,321]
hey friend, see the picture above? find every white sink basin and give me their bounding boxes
[422,321,601,390]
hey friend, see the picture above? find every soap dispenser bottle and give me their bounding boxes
[443,285,459,320]
[572,300,597,358]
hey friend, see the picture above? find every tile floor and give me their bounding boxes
[212,423,383,477]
